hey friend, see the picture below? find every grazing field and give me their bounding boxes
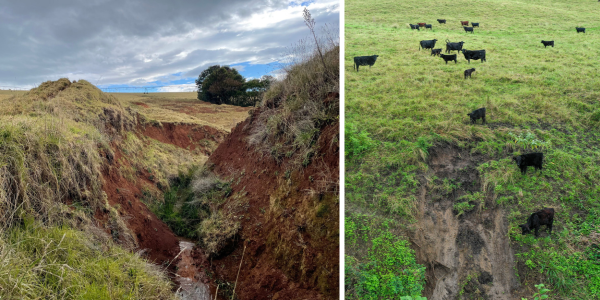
[0,90,26,101]
[113,92,251,131]
[345,0,600,299]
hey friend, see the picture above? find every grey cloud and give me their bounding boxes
[0,0,339,87]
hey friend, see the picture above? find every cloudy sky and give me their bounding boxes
[0,0,339,92]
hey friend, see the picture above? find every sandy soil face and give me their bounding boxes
[411,144,519,300]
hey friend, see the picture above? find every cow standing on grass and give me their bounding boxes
[353,55,379,72]
[576,27,586,33]
[541,40,554,48]
[520,208,554,237]
[513,153,543,175]
[462,49,486,63]
[419,39,438,51]
[410,24,420,30]
[464,27,474,34]
[461,21,469,26]
[431,49,442,56]
[437,19,446,24]
[467,107,486,124]
[464,68,476,79]
[440,54,457,64]
[446,40,465,53]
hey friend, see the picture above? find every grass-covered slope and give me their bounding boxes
[0,79,178,299]
[345,0,600,299]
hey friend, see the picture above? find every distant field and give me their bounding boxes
[113,92,251,131]
[0,90,26,101]
[345,0,600,299]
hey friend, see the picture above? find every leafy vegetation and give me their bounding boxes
[345,217,426,299]
[195,65,273,107]
[346,0,600,298]
[522,284,551,300]
[149,166,238,257]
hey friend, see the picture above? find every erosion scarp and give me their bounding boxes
[411,144,518,299]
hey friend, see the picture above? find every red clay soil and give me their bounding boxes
[203,107,339,300]
[133,101,150,108]
[138,122,227,155]
[98,145,180,266]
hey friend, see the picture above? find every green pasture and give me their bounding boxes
[345,0,600,298]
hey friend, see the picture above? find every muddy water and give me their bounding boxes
[176,240,212,300]
[411,145,519,299]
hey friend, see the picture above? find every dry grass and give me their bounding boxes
[0,79,178,298]
[0,79,124,228]
[0,223,175,299]
[114,92,250,132]
[249,29,339,167]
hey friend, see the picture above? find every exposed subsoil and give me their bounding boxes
[203,107,339,300]
[95,115,228,287]
[138,122,227,155]
[133,101,150,108]
[410,143,519,300]
[95,95,338,299]
[98,145,180,265]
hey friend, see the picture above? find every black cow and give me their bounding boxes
[420,39,438,51]
[437,19,446,24]
[353,55,379,72]
[425,24,433,30]
[446,40,465,53]
[513,152,543,175]
[464,68,476,79]
[431,49,442,56]
[541,40,554,48]
[410,24,420,30]
[440,54,457,64]
[467,107,486,124]
[576,27,585,33]
[461,49,486,63]
[471,22,480,27]
[464,26,474,33]
[520,208,554,237]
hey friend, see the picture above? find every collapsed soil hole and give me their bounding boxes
[410,143,519,300]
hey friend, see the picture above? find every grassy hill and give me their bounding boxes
[345,0,600,299]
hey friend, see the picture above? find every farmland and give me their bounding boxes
[345,0,600,299]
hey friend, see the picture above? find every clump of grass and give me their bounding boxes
[197,211,240,258]
[0,221,175,299]
[249,10,339,168]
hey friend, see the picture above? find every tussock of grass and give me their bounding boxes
[197,211,240,258]
[346,0,600,297]
[0,221,174,299]
[249,31,339,167]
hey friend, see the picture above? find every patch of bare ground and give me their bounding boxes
[137,121,227,155]
[410,143,520,300]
